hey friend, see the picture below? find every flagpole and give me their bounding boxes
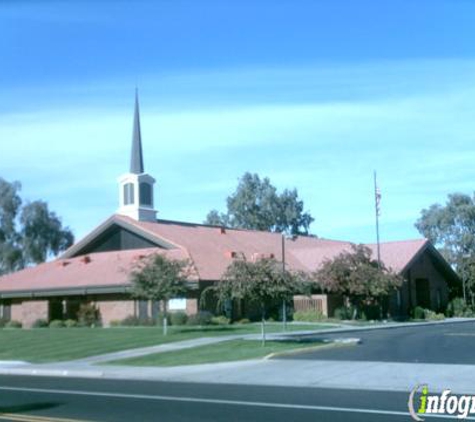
[374,171,381,268]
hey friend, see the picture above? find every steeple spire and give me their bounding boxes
[117,90,157,222]
[130,89,144,174]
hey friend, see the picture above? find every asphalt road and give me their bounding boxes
[281,321,475,364]
[0,374,459,422]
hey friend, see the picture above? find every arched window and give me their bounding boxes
[123,183,134,205]
[139,182,152,206]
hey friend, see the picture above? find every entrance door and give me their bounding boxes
[415,278,431,309]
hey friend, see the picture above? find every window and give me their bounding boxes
[0,300,11,321]
[139,182,152,206]
[138,300,148,321]
[123,183,135,205]
[151,301,160,319]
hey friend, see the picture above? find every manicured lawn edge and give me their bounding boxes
[104,339,332,367]
[263,340,357,360]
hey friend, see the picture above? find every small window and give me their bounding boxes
[123,183,135,205]
[139,182,152,206]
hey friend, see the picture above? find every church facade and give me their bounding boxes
[0,95,461,327]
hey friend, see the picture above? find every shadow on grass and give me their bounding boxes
[0,401,62,414]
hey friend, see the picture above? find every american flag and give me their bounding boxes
[375,185,381,216]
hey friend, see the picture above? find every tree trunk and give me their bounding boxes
[261,305,266,346]
[163,300,168,336]
[282,300,287,332]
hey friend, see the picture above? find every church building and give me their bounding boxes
[0,95,460,327]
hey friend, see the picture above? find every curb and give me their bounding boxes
[0,367,105,378]
[263,338,360,360]
[270,318,475,340]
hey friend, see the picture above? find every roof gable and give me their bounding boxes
[61,215,182,259]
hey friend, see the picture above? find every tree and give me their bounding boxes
[20,201,75,264]
[205,257,306,345]
[316,244,402,319]
[130,253,191,335]
[204,172,314,235]
[0,179,23,274]
[415,193,475,302]
[0,178,74,275]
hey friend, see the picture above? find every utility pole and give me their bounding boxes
[282,233,287,331]
[374,171,383,319]
[374,171,382,268]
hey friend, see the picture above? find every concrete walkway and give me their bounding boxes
[1,318,474,394]
[70,335,241,364]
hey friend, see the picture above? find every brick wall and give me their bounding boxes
[96,299,135,327]
[185,298,198,315]
[10,300,49,328]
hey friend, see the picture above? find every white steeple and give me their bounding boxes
[117,91,157,222]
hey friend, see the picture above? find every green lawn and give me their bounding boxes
[107,339,327,367]
[0,323,335,363]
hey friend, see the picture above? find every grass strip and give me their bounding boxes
[106,339,327,367]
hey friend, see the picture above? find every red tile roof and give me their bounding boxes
[0,247,192,295]
[0,214,431,295]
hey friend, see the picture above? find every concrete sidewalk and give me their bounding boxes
[2,356,475,395]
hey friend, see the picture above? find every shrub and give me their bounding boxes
[64,319,78,328]
[186,311,213,326]
[0,318,7,328]
[5,320,22,329]
[236,318,250,324]
[211,315,230,325]
[109,320,121,327]
[120,315,141,326]
[170,312,188,326]
[139,317,158,327]
[32,318,49,328]
[446,298,474,317]
[77,303,101,327]
[334,306,356,320]
[156,312,172,326]
[293,310,325,322]
[413,306,426,320]
[361,304,381,321]
[49,319,65,328]
[424,309,445,321]
[119,315,157,327]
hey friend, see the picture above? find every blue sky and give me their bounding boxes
[1,0,475,244]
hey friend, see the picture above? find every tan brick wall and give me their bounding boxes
[96,300,135,327]
[11,301,23,323]
[186,298,198,316]
[20,300,49,328]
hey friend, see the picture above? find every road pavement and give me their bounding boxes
[0,375,465,422]
[284,319,475,364]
